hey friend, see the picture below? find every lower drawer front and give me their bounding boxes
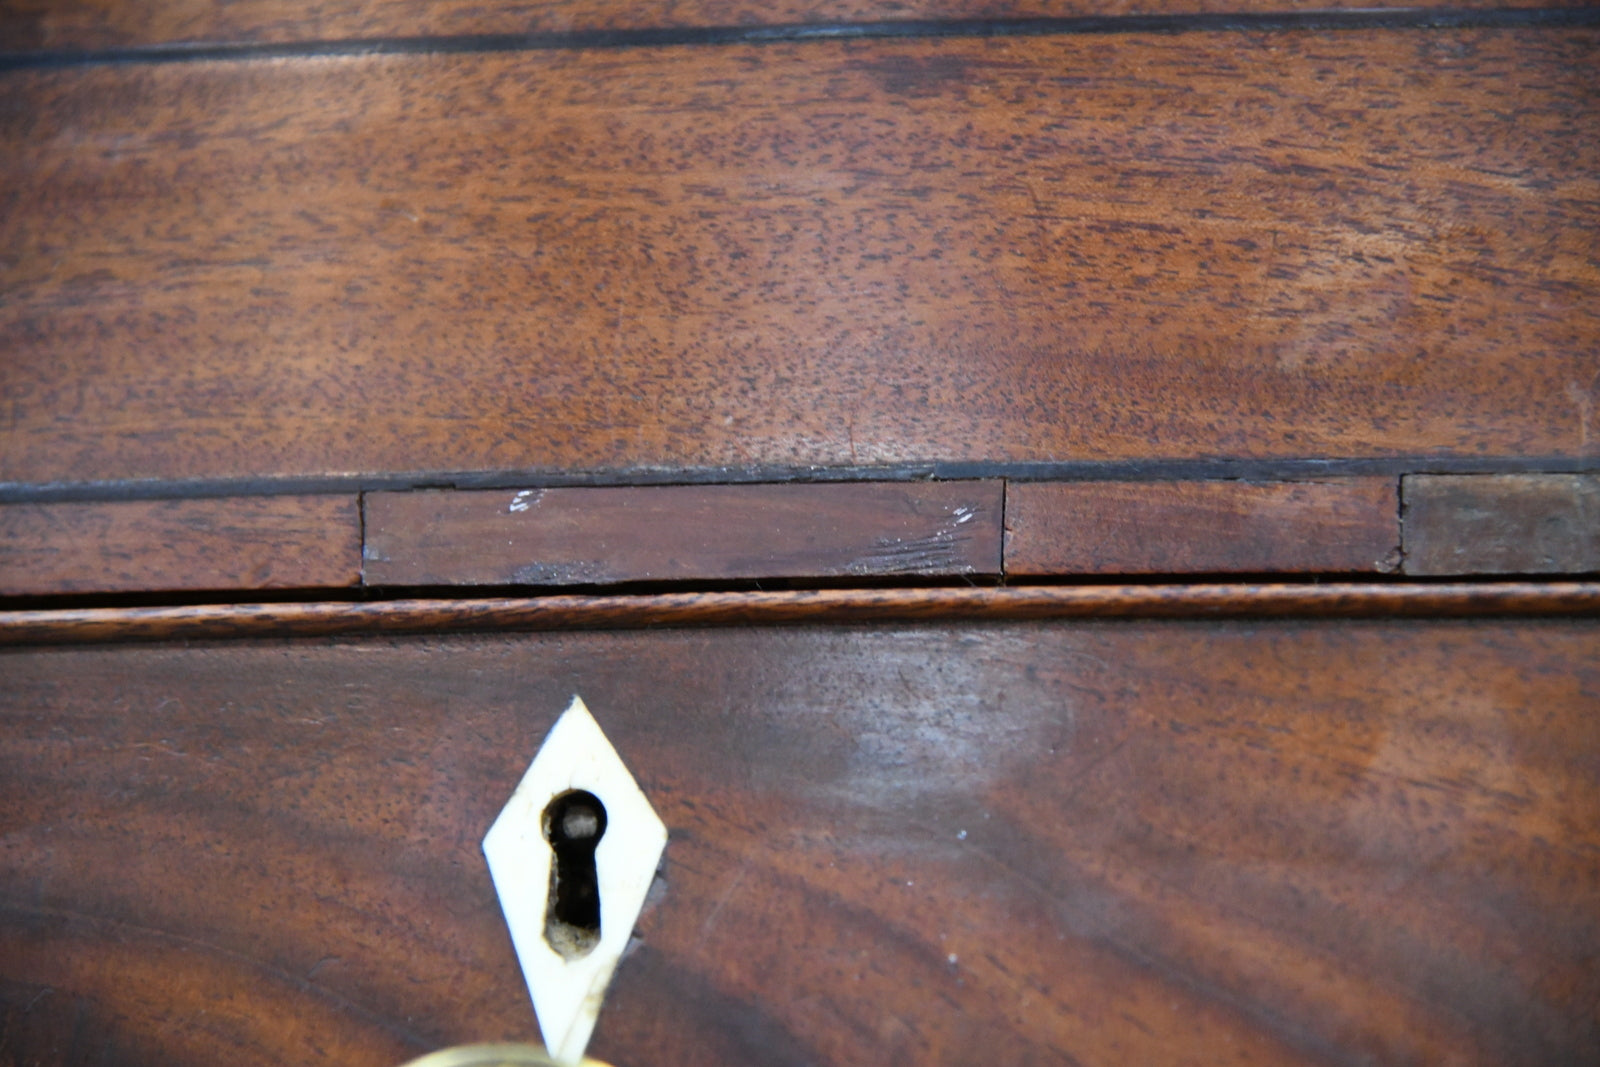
[2,620,1596,1066]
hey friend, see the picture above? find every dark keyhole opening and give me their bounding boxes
[542,789,607,959]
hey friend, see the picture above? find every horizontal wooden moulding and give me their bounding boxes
[3,30,1597,486]
[363,481,1003,586]
[0,495,361,596]
[2,583,1598,643]
[1,0,1580,53]
[1005,478,1398,575]
[1403,473,1600,576]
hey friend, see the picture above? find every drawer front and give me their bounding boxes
[3,620,1596,1066]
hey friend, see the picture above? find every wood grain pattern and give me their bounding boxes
[3,30,1597,488]
[1,0,1579,54]
[1,621,1596,1065]
[364,482,1002,586]
[0,495,361,595]
[3,582,1599,645]
[1403,473,1600,576]
[1005,478,1398,575]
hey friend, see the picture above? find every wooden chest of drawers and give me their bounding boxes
[2,2,1597,1063]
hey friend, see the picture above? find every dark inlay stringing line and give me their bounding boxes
[2,454,1599,505]
[3,7,1598,71]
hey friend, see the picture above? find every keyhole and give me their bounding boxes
[542,790,607,959]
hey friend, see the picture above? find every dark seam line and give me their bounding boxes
[0,455,1595,504]
[356,488,369,588]
[3,7,1597,71]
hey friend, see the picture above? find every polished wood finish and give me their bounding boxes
[1005,478,1398,575]
[1,620,1595,1065]
[4,29,1597,488]
[364,482,1002,587]
[4,3,1598,1063]
[3,583,1599,645]
[0,495,361,595]
[1403,473,1600,576]
[1,0,1576,53]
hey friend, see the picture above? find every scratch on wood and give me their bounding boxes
[511,561,617,585]
[509,489,544,513]
[848,530,972,575]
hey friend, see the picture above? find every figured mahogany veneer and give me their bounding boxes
[3,30,1597,487]
[1,620,1596,1066]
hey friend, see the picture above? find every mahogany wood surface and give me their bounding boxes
[0,495,361,596]
[1403,473,1600,576]
[4,8,1599,1065]
[4,29,1598,488]
[1,620,1596,1066]
[0,0,1582,54]
[364,482,1003,586]
[1005,478,1398,575]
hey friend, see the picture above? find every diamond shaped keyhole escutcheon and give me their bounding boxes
[483,696,667,1066]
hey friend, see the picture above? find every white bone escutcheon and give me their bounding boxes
[483,696,667,1066]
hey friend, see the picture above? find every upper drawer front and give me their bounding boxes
[4,29,1597,488]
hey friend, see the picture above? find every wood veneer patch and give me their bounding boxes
[0,495,362,595]
[1004,478,1400,575]
[362,482,1003,587]
[1403,474,1600,576]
